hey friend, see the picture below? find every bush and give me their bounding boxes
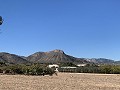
[0,64,55,76]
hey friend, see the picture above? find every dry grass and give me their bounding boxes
[0,73,120,90]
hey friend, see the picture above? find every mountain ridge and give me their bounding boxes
[0,52,29,64]
[0,49,119,65]
[27,49,89,64]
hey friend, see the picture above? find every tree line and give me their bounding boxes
[0,63,55,76]
[1,62,120,75]
[59,63,120,74]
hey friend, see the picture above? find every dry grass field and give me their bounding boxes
[0,73,120,90]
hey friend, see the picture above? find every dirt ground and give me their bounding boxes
[0,73,120,90]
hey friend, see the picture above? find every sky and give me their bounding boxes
[0,0,120,60]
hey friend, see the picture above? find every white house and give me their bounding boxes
[48,64,59,72]
[60,67,77,69]
[48,64,59,68]
[77,64,87,67]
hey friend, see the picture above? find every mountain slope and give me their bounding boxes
[84,58,116,64]
[27,49,89,64]
[1,50,119,65]
[0,52,29,64]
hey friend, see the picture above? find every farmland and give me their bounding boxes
[0,73,120,90]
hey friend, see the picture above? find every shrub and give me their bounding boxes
[0,64,55,76]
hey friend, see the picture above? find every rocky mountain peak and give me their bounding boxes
[52,49,64,54]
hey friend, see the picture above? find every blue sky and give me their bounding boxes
[0,0,120,60]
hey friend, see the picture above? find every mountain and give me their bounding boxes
[0,52,29,64]
[83,58,116,65]
[114,61,120,64]
[0,49,120,65]
[27,49,89,64]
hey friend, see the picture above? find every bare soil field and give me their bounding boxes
[0,73,120,90]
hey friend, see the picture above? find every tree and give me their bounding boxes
[0,16,3,25]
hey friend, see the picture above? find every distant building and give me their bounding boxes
[48,64,59,72]
[77,64,87,67]
[60,67,77,69]
[48,64,59,68]
[59,66,77,72]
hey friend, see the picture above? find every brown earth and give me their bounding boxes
[0,73,120,90]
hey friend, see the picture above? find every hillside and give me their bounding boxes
[0,49,120,65]
[27,49,89,64]
[82,58,116,65]
[0,52,29,64]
